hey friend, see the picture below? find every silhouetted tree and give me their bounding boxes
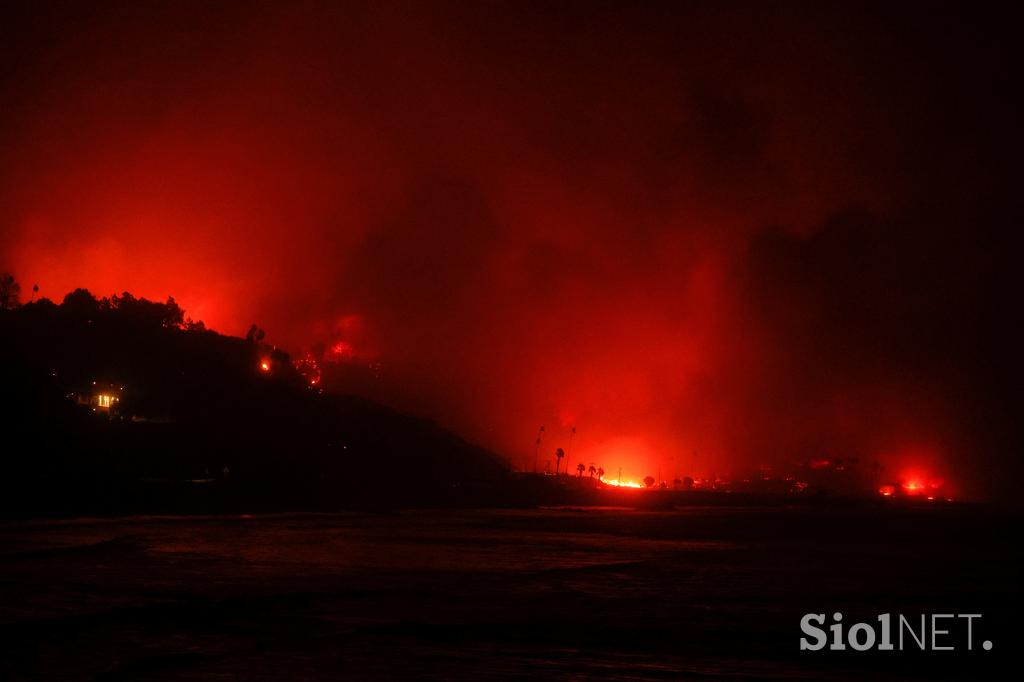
[576,463,585,477]
[0,273,20,309]
[246,324,266,344]
[643,475,655,488]
[555,447,565,475]
[596,466,604,481]
[61,288,100,319]
[106,292,185,329]
[683,476,694,490]
[588,463,596,478]
[162,296,185,328]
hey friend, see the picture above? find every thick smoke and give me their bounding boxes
[1,3,1017,496]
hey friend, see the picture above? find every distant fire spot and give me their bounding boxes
[328,341,355,360]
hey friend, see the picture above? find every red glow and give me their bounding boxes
[328,341,355,361]
[0,4,998,501]
[878,464,951,499]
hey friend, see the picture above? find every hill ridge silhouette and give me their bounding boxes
[0,287,508,517]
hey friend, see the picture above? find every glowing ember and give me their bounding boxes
[259,360,270,372]
[878,485,896,497]
[292,353,322,386]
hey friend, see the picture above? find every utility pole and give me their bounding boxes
[534,425,545,473]
[566,426,576,477]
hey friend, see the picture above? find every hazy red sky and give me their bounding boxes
[1,2,1017,495]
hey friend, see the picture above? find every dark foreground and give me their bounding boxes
[1,506,1019,680]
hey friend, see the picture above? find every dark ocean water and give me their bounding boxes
[0,506,1019,680]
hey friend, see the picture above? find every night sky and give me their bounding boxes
[1,2,1018,498]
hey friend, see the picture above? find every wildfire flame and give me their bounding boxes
[609,479,646,489]
[878,474,947,500]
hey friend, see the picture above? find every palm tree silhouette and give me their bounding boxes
[576,463,585,477]
[596,467,604,481]
[588,464,597,478]
[555,447,565,475]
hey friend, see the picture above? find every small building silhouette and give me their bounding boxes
[70,382,124,414]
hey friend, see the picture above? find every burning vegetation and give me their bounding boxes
[0,275,966,508]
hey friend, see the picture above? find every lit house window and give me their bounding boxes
[98,395,111,408]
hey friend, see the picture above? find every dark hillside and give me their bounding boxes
[0,291,507,517]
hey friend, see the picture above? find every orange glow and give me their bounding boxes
[259,360,270,372]
[902,479,925,493]
[900,475,945,497]
[885,449,952,498]
[878,466,950,498]
[583,437,666,490]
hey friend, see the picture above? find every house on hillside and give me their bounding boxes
[69,382,124,415]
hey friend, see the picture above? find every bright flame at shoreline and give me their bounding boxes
[609,479,646,489]
[878,471,949,500]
